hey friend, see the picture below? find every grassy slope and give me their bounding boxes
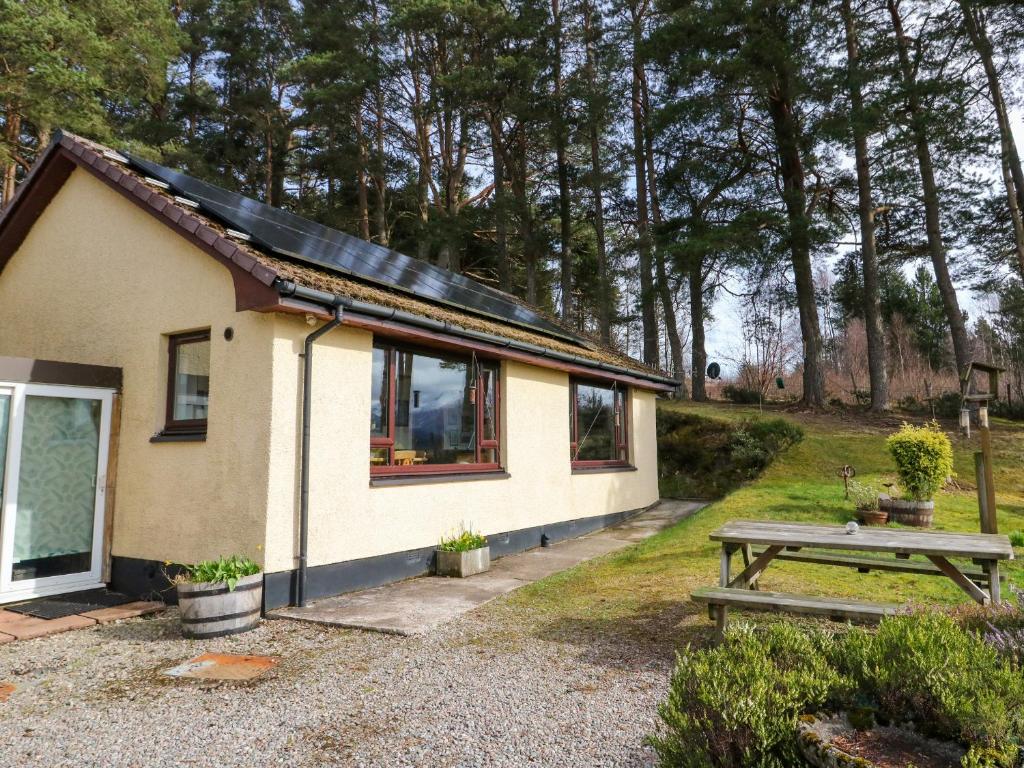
[493,401,1024,647]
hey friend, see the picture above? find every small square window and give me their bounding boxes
[164,330,210,435]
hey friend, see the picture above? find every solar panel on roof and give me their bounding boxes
[127,155,588,346]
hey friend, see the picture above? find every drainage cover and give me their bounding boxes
[162,653,277,681]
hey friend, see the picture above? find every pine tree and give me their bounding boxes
[0,0,179,204]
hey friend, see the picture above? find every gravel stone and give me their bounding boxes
[0,599,674,767]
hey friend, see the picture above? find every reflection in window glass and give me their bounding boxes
[574,384,615,460]
[571,381,627,463]
[371,347,389,437]
[482,368,497,442]
[395,352,475,465]
[172,338,210,421]
[370,344,499,469]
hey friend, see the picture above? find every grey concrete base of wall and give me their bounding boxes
[110,501,658,611]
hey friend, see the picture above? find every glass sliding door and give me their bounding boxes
[0,389,10,537]
[0,384,113,602]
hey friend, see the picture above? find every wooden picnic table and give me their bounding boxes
[693,520,1014,639]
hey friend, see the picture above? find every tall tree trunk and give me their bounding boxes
[355,108,371,241]
[641,68,685,392]
[1,110,19,207]
[842,0,889,411]
[959,1,1024,277]
[407,35,432,261]
[370,0,389,246]
[689,260,707,401]
[489,116,512,293]
[551,0,573,319]
[765,82,825,408]
[888,0,971,376]
[582,0,611,343]
[512,128,539,304]
[372,89,389,246]
[630,9,659,367]
[552,0,577,319]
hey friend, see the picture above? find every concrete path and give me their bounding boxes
[270,499,702,635]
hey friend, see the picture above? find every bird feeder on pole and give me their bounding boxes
[960,361,1004,535]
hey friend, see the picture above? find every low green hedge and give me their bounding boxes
[657,410,803,499]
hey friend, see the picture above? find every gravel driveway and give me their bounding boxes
[0,593,676,767]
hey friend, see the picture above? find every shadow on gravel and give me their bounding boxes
[528,599,711,671]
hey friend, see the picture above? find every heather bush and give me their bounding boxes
[649,624,839,768]
[651,612,1024,768]
[833,613,1024,764]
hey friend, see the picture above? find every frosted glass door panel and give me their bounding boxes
[0,393,8,506]
[13,396,101,581]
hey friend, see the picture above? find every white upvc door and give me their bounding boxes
[0,383,113,603]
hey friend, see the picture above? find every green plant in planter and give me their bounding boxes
[886,421,954,501]
[847,480,879,511]
[438,529,487,552]
[177,555,261,591]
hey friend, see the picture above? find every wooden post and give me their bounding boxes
[720,546,732,587]
[979,413,998,535]
[975,453,995,535]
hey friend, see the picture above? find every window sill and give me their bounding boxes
[150,431,207,443]
[571,464,636,475]
[370,470,510,488]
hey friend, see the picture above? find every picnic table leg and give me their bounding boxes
[720,545,732,587]
[713,605,727,642]
[741,544,758,590]
[987,560,1002,604]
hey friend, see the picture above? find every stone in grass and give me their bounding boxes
[798,713,965,768]
[162,653,278,681]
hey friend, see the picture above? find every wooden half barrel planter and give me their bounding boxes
[878,494,933,528]
[176,573,263,638]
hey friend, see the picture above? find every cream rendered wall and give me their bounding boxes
[0,168,277,565]
[262,314,660,573]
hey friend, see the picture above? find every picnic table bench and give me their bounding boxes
[692,520,1014,639]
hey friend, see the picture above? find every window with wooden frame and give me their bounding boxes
[163,330,211,435]
[570,379,629,468]
[370,342,500,476]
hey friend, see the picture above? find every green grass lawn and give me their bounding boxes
[495,401,1024,649]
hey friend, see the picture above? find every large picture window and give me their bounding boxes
[570,379,628,467]
[370,343,500,475]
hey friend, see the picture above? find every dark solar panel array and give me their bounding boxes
[128,155,587,346]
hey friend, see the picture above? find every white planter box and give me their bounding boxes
[435,546,490,578]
